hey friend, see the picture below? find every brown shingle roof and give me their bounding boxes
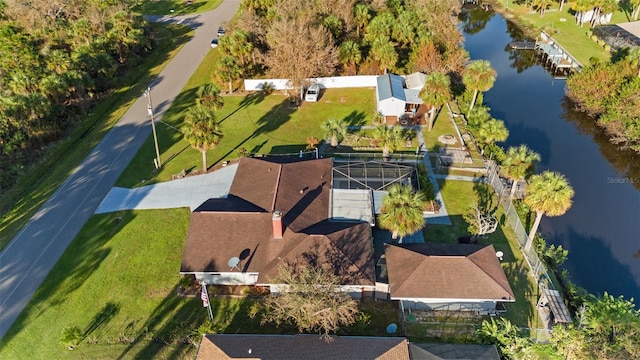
[258,221,375,285]
[385,244,515,301]
[181,157,375,286]
[196,334,410,360]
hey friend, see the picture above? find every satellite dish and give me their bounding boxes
[496,251,504,261]
[386,323,398,334]
[228,257,240,271]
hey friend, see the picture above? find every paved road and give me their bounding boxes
[0,1,240,340]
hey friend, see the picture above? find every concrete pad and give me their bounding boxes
[95,164,238,213]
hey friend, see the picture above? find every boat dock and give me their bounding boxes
[535,31,582,77]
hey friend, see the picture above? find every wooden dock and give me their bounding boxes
[534,31,581,77]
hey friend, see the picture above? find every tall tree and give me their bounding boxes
[261,263,359,340]
[321,118,348,147]
[265,16,337,100]
[378,184,425,242]
[215,56,243,94]
[196,83,224,110]
[371,124,403,158]
[353,3,371,38]
[463,60,496,114]
[571,0,593,26]
[370,38,397,74]
[420,72,451,131]
[523,171,574,252]
[183,105,223,171]
[473,118,509,154]
[501,145,541,199]
[339,40,362,75]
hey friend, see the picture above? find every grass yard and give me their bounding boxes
[493,0,632,64]
[0,209,197,359]
[0,24,194,251]
[117,50,377,187]
[425,180,543,329]
[0,207,400,359]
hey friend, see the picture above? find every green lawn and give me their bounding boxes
[0,23,194,251]
[0,209,401,359]
[494,0,632,64]
[117,48,377,187]
[0,210,197,359]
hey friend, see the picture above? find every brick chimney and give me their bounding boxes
[272,211,283,239]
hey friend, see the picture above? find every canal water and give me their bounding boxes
[460,10,640,302]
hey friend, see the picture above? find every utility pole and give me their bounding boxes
[144,87,162,169]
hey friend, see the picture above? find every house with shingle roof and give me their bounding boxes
[384,243,515,314]
[195,334,501,360]
[180,157,376,296]
[196,334,411,360]
[181,156,516,311]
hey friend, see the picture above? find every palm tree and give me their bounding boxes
[353,3,371,38]
[501,145,541,199]
[474,118,509,154]
[463,60,496,114]
[378,184,426,242]
[183,105,224,171]
[572,0,593,26]
[372,125,404,158]
[370,39,397,74]
[216,56,243,94]
[523,171,574,252]
[339,41,362,74]
[196,83,224,110]
[321,118,347,147]
[420,72,451,131]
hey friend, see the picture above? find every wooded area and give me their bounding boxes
[0,0,150,191]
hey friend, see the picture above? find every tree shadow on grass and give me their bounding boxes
[210,98,295,167]
[0,212,133,351]
[117,283,204,360]
[217,93,267,126]
[83,302,121,340]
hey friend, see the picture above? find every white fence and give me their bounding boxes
[244,75,378,91]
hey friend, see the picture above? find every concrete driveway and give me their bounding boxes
[0,0,240,340]
[95,164,237,213]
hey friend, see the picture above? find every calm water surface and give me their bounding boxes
[461,11,640,301]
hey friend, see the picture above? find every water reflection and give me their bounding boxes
[462,12,640,301]
[560,97,640,191]
[458,5,495,35]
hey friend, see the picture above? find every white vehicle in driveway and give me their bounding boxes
[305,84,320,102]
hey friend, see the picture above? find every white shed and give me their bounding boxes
[376,74,424,122]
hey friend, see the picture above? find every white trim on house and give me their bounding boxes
[186,272,260,285]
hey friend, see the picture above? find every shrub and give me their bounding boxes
[586,30,593,37]
[60,326,83,349]
[591,35,599,42]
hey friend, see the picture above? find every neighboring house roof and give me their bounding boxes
[403,89,424,105]
[409,343,500,360]
[404,72,427,90]
[196,334,410,360]
[385,243,515,301]
[181,157,375,286]
[377,74,406,101]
